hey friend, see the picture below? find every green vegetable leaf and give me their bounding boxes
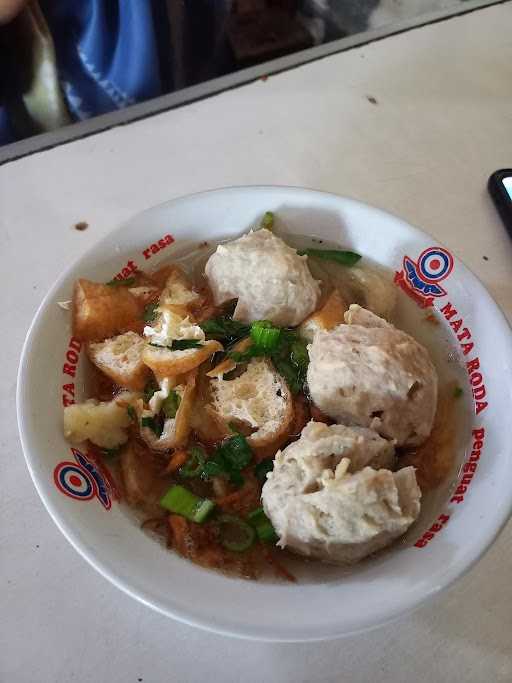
[270,330,309,395]
[228,345,262,363]
[141,415,163,437]
[149,340,202,351]
[201,459,226,479]
[228,470,245,487]
[453,386,463,398]
[290,338,309,370]
[126,405,137,421]
[261,211,274,231]
[171,339,202,351]
[143,379,159,404]
[271,355,302,394]
[200,316,250,344]
[143,302,158,323]
[247,507,278,543]
[161,390,181,419]
[254,458,274,483]
[106,276,137,287]
[297,248,361,266]
[217,434,253,471]
[180,447,207,478]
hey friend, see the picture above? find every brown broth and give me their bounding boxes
[399,383,460,493]
[85,234,469,583]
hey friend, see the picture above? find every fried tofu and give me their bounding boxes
[139,371,197,451]
[73,279,142,342]
[142,340,223,381]
[210,358,294,454]
[206,337,251,378]
[87,331,149,391]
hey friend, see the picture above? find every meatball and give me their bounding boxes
[307,305,438,446]
[204,229,320,326]
[262,421,420,564]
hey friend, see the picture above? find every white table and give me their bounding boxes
[3,4,512,681]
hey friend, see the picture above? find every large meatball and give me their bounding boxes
[205,229,320,326]
[307,305,438,446]
[262,421,420,564]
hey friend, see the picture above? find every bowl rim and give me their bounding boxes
[16,184,512,641]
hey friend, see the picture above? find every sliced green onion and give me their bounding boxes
[106,276,137,287]
[201,459,226,480]
[297,248,361,266]
[126,405,137,421]
[161,390,181,418]
[198,434,252,486]
[247,507,268,525]
[143,302,158,323]
[141,415,163,437]
[255,521,278,543]
[247,507,278,543]
[227,320,283,362]
[180,447,207,478]
[160,485,215,523]
[217,514,256,552]
[261,211,274,231]
[254,458,274,483]
[250,320,282,351]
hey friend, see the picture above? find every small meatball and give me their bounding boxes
[307,305,438,446]
[205,229,320,326]
[262,423,420,563]
[267,420,395,476]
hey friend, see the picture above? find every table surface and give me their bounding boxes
[3,4,512,682]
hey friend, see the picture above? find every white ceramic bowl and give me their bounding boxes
[17,186,512,641]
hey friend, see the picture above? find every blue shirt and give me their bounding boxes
[1,0,164,143]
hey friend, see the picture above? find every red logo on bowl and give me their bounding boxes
[54,448,118,510]
[394,247,454,308]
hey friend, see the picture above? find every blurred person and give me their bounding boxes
[0,0,467,147]
[0,0,167,144]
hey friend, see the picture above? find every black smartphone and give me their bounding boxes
[488,169,512,235]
